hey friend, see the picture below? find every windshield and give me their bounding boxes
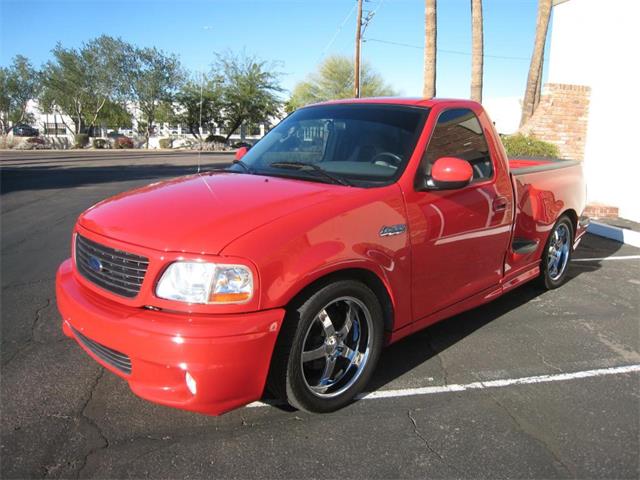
[229,104,430,187]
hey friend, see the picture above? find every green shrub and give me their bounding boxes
[205,134,227,144]
[74,133,89,148]
[93,138,108,149]
[501,133,559,158]
[159,137,173,149]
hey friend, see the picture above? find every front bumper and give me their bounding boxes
[56,259,285,415]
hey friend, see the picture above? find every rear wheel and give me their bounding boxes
[539,215,574,289]
[268,280,384,413]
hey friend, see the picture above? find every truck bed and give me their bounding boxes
[508,156,585,272]
[509,157,580,175]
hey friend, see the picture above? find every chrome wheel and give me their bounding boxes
[548,223,570,281]
[300,296,373,398]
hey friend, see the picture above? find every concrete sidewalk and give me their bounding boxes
[588,217,640,248]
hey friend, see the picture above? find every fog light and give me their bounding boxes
[185,371,197,395]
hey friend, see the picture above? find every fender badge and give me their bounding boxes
[379,224,407,237]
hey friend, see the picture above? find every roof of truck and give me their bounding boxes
[310,97,481,109]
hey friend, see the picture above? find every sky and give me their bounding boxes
[0,0,550,100]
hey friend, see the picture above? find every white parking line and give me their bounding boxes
[572,255,640,262]
[246,364,640,408]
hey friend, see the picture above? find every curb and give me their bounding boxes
[587,221,640,248]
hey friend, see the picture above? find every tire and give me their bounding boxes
[538,215,574,290]
[267,279,384,413]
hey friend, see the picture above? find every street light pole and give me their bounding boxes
[354,0,363,98]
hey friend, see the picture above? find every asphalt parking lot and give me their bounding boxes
[1,151,639,479]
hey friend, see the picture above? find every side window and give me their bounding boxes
[423,109,493,182]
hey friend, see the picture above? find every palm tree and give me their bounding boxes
[470,0,483,102]
[520,0,553,127]
[423,0,437,98]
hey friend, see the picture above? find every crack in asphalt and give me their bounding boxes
[488,392,575,478]
[1,214,74,254]
[536,350,564,374]
[1,277,54,291]
[0,190,62,215]
[523,324,565,373]
[406,410,464,476]
[31,298,51,343]
[1,298,51,366]
[74,369,109,480]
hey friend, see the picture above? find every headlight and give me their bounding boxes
[156,261,253,304]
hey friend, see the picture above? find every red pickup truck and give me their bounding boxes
[56,98,587,415]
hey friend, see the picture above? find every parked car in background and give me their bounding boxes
[107,132,134,149]
[12,124,39,137]
[231,141,252,149]
[56,98,587,416]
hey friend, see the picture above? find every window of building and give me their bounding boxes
[43,123,68,135]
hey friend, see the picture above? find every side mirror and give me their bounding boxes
[428,156,473,190]
[235,146,249,161]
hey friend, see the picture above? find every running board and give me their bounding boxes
[512,238,539,255]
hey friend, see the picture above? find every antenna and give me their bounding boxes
[197,71,204,174]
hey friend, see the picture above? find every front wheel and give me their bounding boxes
[268,280,384,413]
[539,215,574,289]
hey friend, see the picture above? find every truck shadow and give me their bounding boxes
[367,284,544,392]
[264,233,623,412]
[367,233,623,393]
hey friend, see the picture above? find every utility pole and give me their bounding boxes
[423,0,437,98]
[354,0,363,98]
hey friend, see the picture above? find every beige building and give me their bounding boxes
[522,0,640,222]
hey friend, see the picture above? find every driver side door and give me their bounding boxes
[405,108,513,320]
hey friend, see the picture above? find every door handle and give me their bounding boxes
[493,197,509,212]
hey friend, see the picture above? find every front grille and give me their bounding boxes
[75,234,148,298]
[71,326,132,375]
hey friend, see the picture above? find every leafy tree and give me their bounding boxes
[0,55,40,132]
[217,52,283,142]
[286,55,396,112]
[97,100,132,129]
[172,75,224,139]
[40,36,132,134]
[130,47,183,147]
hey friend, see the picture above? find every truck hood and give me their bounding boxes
[78,172,344,254]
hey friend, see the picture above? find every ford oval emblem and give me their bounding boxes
[88,256,103,272]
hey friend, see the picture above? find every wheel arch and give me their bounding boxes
[541,209,577,259]
[561,208,578,234]
[285,267,396,333]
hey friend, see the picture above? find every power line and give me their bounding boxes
[369,0,386,17]
[364,37,530,61]
[318,2,358,62]
[361,0,385,38]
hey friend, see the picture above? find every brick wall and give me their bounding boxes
[584,203,619,219]
[520,83,591,161]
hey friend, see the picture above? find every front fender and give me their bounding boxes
[221,184,414,332]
